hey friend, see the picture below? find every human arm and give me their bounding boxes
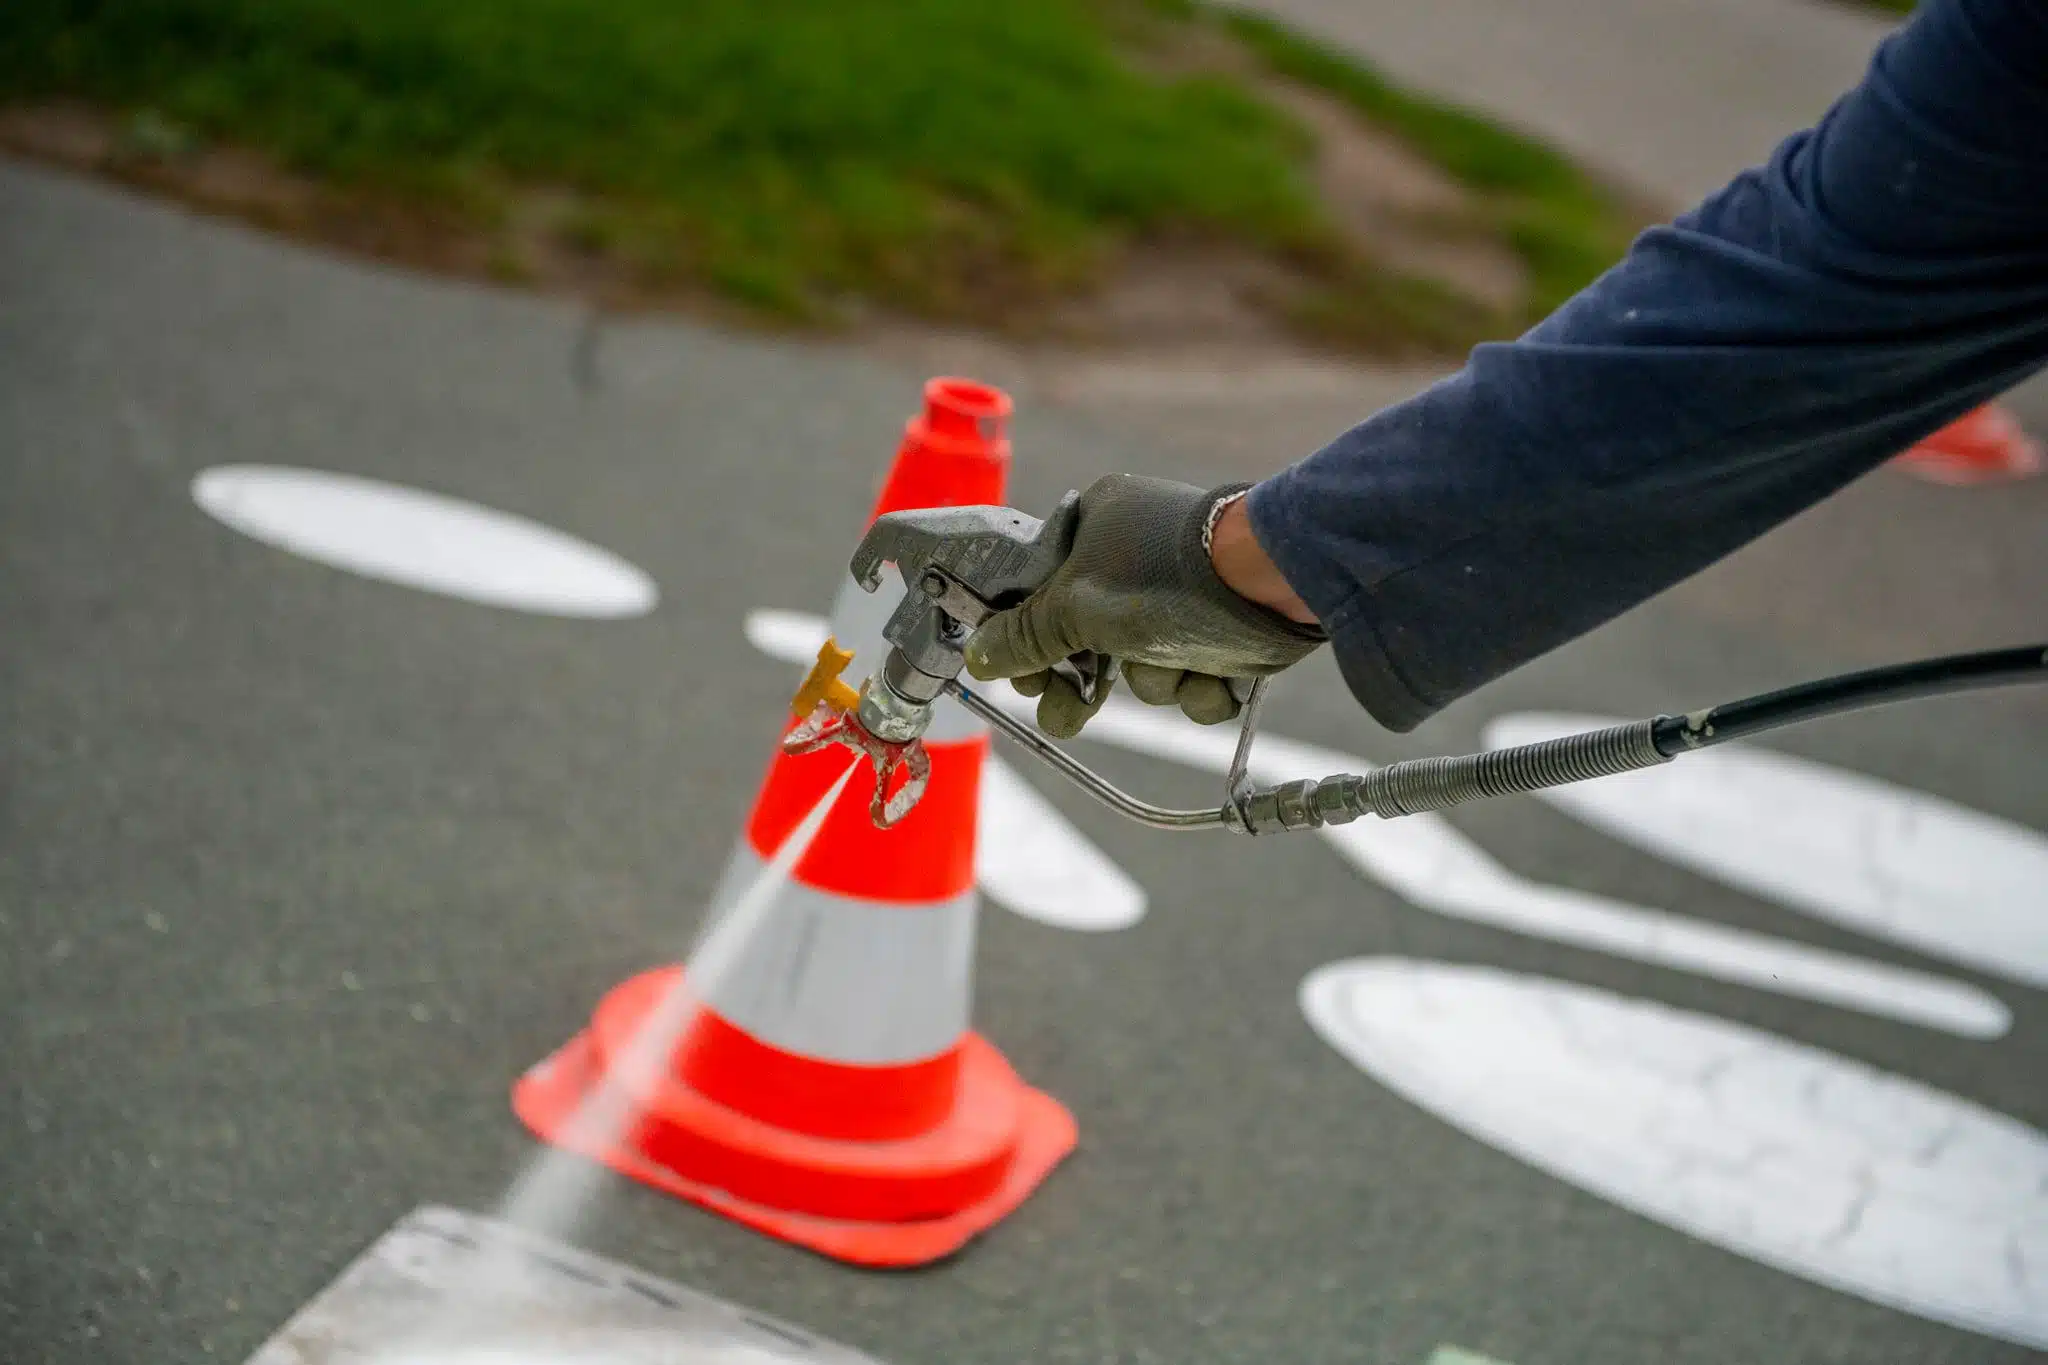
[969,0,2048,735]
[1248,0,2048,729]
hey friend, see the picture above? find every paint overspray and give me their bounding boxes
[377,760,861,1363]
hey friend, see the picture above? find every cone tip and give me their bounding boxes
[923,377,1012,445]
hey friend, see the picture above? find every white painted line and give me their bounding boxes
[1426,1348,1515,1365]
[742,608,1149,932]
[1063,698,2008,1039]
[1484,713,2048,990]
[193,465,658,618]
[739,608,2006,1035]
[744,606,829,661]
[244,1204,888,1363]
[979,759,1147,931]
[1301,960,2048,1350]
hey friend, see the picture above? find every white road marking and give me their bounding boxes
[743,608,1149,931]
[193,466,658,618]
[978,761,1146,932]
[1302,960,2048,1350]
[244,1205,882,1363]
[740,608,2005,1035]
[1484,714,2048,990]
[1063,698,2009,1039]
[743,607,830,660]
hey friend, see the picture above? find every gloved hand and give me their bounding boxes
[964,474,1326,738]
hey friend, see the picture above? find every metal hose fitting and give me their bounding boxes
[1226,718,1670,833]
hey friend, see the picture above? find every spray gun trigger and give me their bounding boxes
[1051,651,1118,707]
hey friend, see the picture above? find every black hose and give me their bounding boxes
[1650,642,2048,755]
[1232,642,2047,832]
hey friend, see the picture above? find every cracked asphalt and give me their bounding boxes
[3,158,2045,1365]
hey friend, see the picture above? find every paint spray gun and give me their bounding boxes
[786,496,2048,834]
[782,492,1105,827]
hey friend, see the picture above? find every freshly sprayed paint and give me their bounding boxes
[246,1205,882,1364]
[1484,713,2048,989]
[692,843,976,1063]
[1302,960,2048,1349]
[493,763,855,1252]
[193,465,658,618]
[744,607,1149,931]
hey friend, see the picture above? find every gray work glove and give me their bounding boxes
[964,474,1326,738]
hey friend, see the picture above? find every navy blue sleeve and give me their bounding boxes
[1247,0,2048,732]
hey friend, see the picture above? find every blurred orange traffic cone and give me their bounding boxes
[1891,404,2044,485]
[513,379,1076,1267]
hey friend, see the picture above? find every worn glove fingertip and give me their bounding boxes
[1178,673,1242,726]
[1122,660,1184,708]
[963,635,1007,682]
[1035,672,1109,739]
[1036,695,1084,740]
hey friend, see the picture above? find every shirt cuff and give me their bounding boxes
[1244,475,1437,733]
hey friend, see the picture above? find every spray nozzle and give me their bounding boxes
[782,638,932,829]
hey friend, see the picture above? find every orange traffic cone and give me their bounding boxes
[1891,404,2044,485]
[513,379,1077,1267]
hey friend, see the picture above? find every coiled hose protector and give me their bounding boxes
[1231,718,1669,832]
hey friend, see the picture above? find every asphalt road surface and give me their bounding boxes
[4,161,2045,1365]
[1243,0,1896,205]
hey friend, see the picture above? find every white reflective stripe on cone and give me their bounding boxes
[690,843,977,1065]
[827,574,986,745]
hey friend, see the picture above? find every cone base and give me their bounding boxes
[1891,408,2045,486]
[512,1026,1077,1268]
